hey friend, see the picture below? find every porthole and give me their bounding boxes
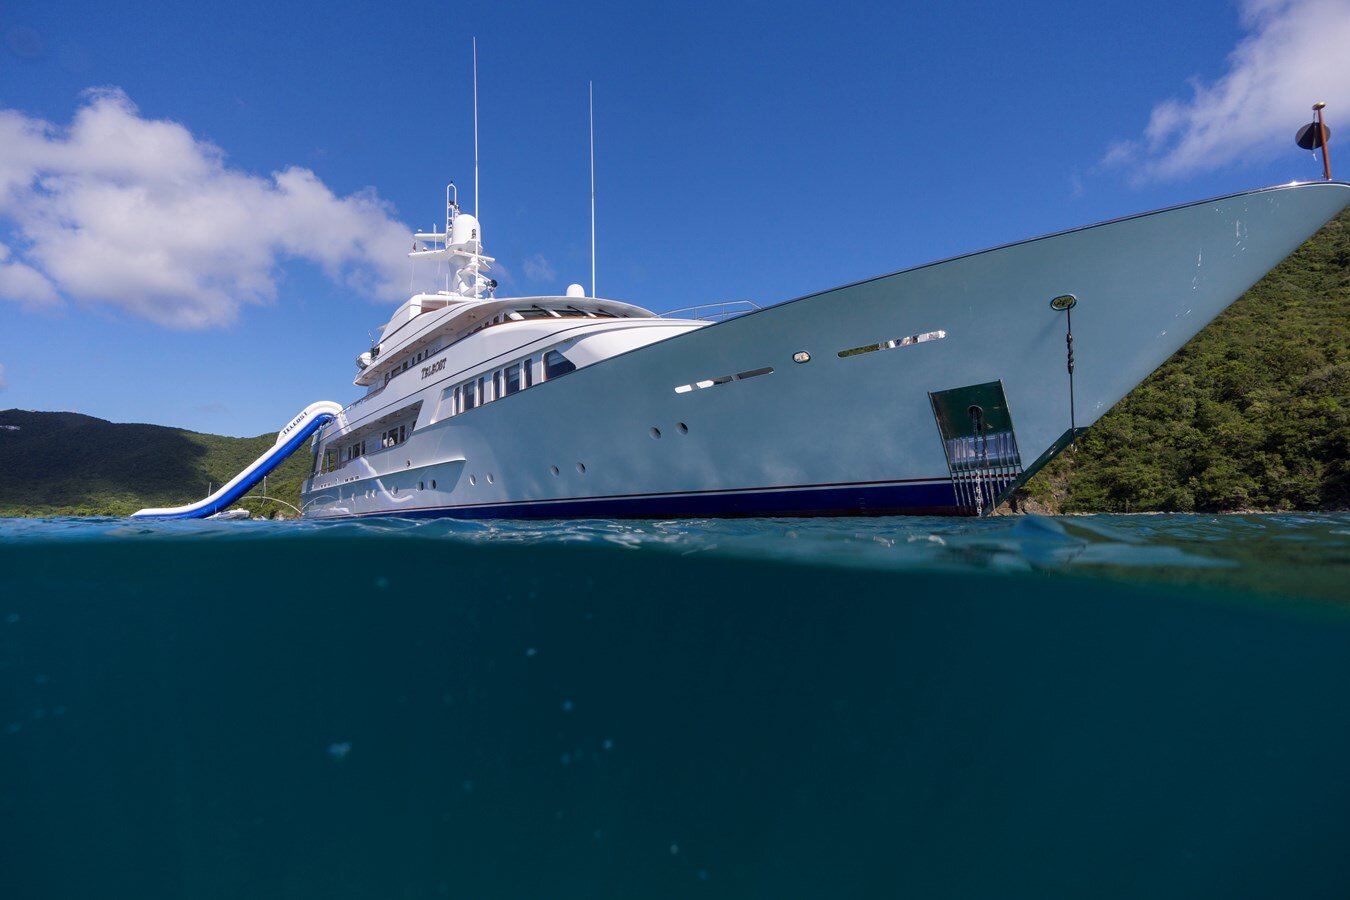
[676,422,688,434]
[576,462,587,474]
[392,486,399,495]
[418,481,424,491]
[550,465,560,476]
[792,351,811,364]
[469,475,477,486]
[650,427,662,439]
[430,480,436,489]
[486,473,495,484]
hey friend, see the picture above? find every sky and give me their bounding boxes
[1,0,1347,436]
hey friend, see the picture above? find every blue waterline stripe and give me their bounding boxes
[313,479,962,520]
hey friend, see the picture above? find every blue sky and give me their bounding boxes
[1,0,1346,436]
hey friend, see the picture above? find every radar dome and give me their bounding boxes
[566,283,586,298]
[450,213,480,248]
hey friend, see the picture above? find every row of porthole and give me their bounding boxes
[362,478,440,500]
[650,421,690,440]
[347,421,696,497]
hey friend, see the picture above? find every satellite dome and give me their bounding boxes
[566,283,586,298]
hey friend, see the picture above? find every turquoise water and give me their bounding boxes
[3,513,1350,897]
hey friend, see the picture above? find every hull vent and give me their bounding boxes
[929,381,1024,516]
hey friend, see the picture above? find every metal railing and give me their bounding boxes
[661,299,762,323]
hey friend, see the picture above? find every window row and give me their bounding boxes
[440,349,576,419]
[383,342,444,385]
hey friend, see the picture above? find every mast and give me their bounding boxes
[590,81,596,298]
[473,38,480,221]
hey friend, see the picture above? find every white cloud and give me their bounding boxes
[0,89,411,328]
[0,242,59,308]
[1103,0,1350,182]
[522,253,556,285]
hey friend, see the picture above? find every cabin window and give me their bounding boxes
[463,380,477,410]
[504,363,521,395]
[545,350,576,380]
[493,370,503,400]
[524,358,535,388]
[838,330,947,358]
[478,376,487,403]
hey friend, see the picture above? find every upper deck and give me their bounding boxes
[356,293,661,388]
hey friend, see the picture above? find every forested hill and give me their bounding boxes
[2,206,1347,518]
[1019,205,1349,513]
[0,410,312,518]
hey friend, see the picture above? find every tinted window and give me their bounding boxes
[505,364,521,395]
[545,350,576,380]
[464,380,477,410]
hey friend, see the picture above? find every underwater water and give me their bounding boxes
[2,512,1349,898]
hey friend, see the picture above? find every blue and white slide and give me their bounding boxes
[131,401,343,519]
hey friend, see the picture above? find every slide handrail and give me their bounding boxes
[131,401,344,519]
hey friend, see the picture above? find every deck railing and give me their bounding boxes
[661,299,762,323]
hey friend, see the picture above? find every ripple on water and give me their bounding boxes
[0,511,1347,600]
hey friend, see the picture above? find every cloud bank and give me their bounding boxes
[0,89,410,328]
[1103,0,1350,182]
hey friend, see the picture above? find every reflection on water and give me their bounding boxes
[1,514,1349,897]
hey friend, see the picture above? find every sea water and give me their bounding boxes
[2,513,1349,898]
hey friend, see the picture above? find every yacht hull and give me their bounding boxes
[302,181,1350,519]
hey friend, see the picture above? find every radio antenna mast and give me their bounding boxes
[473,37,480,221]
[589,81,596,298]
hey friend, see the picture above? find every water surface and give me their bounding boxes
[2,513,1348,897]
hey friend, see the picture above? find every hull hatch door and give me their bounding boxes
[929,380,1024,516]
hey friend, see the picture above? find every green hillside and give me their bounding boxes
[1016,205,1349,513]
[1,207,1346,519]
[0,410,313,518]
